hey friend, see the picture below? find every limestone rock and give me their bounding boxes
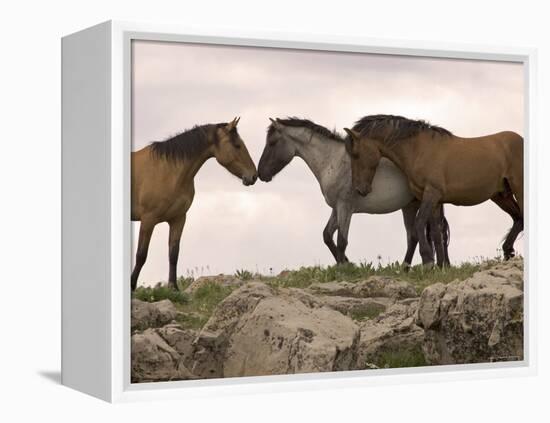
[131,329,195,383]
[415,258,523,364]
[308,281,357,297]
[155,324,198,368]
[194,282,360,378]
[131,299,178,331]
[319,296,393,318]
[357,299,425,369]
[309,277,417,300]
[184,274,244,295]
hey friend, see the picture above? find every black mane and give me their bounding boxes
[150,123,226,162]
[267,117,344,142]
[351,114,452,143]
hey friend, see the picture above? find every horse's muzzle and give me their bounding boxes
[258,167,274,182]
[355,185,371,197]
[242,173,258,186]
[258,172,272,182]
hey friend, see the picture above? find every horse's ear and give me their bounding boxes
[343,127,360,141]
[227,117,239,131]
[269,117,283,132]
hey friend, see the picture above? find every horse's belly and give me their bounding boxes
[444,188,495,206]
[355,159,414,214]
[443,175,502,206]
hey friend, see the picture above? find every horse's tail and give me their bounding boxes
[425,205,450,247]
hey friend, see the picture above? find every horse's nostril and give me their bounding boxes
[242,174,257,186]
[258,170,272,182]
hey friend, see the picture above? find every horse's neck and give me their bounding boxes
[291,129,347,185]
[379,141,415,176]
[174,148,214,185]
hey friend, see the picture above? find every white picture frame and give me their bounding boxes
[61,20,538,403]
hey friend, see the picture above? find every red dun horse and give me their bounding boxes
[344,115,523,267]
[131,118,257,290]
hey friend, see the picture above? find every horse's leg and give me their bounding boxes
[336,203,352,264]
[509,177,524,217]
[401,200,420,271]
[168,215,187,290]
[491,193,523,260]
[440,205,451,266]
[131,217,156,291]
[323,209,340,263]
[416,188,440,266]
[428,204,446,268]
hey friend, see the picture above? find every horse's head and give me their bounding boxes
[258,118,297,182]
[343,128,381,196]
[214,117,257,186]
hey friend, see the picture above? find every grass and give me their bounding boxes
[372,346,428,369]
[132,279,235,330]
[174,282,234,329]
[235,269,254,281]
[349,305,386,322]
[175,276,194,291]
[174,312,206,330]
[261,258,502,294]
[133,285,190,305]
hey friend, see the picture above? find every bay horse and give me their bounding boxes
[131,117,257,290]
[344,114,523,267]
[258,117,449,267]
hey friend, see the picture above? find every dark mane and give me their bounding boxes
[150,123,226,162]
[267,117,344,142]
[351,114,452,143]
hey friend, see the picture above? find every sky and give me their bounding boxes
[131,40,524,285]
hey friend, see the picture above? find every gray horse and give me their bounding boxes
[258,117,449,267]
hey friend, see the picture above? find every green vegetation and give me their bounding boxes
[175,282,234,329]
[262,258,502,294]
[372,346,428,369]
[133,285,190,305]
[176,276,194,292]
[132,279,234,330]
[191,282,233,313]
[349,305,386,322]
[235,269,254,281]
[174,312,206,330]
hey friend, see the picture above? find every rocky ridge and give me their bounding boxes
[131,258,524,382]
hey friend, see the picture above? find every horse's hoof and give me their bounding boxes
[423,261,435,270]
[504,251,515,261]
[402,263,411,273]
